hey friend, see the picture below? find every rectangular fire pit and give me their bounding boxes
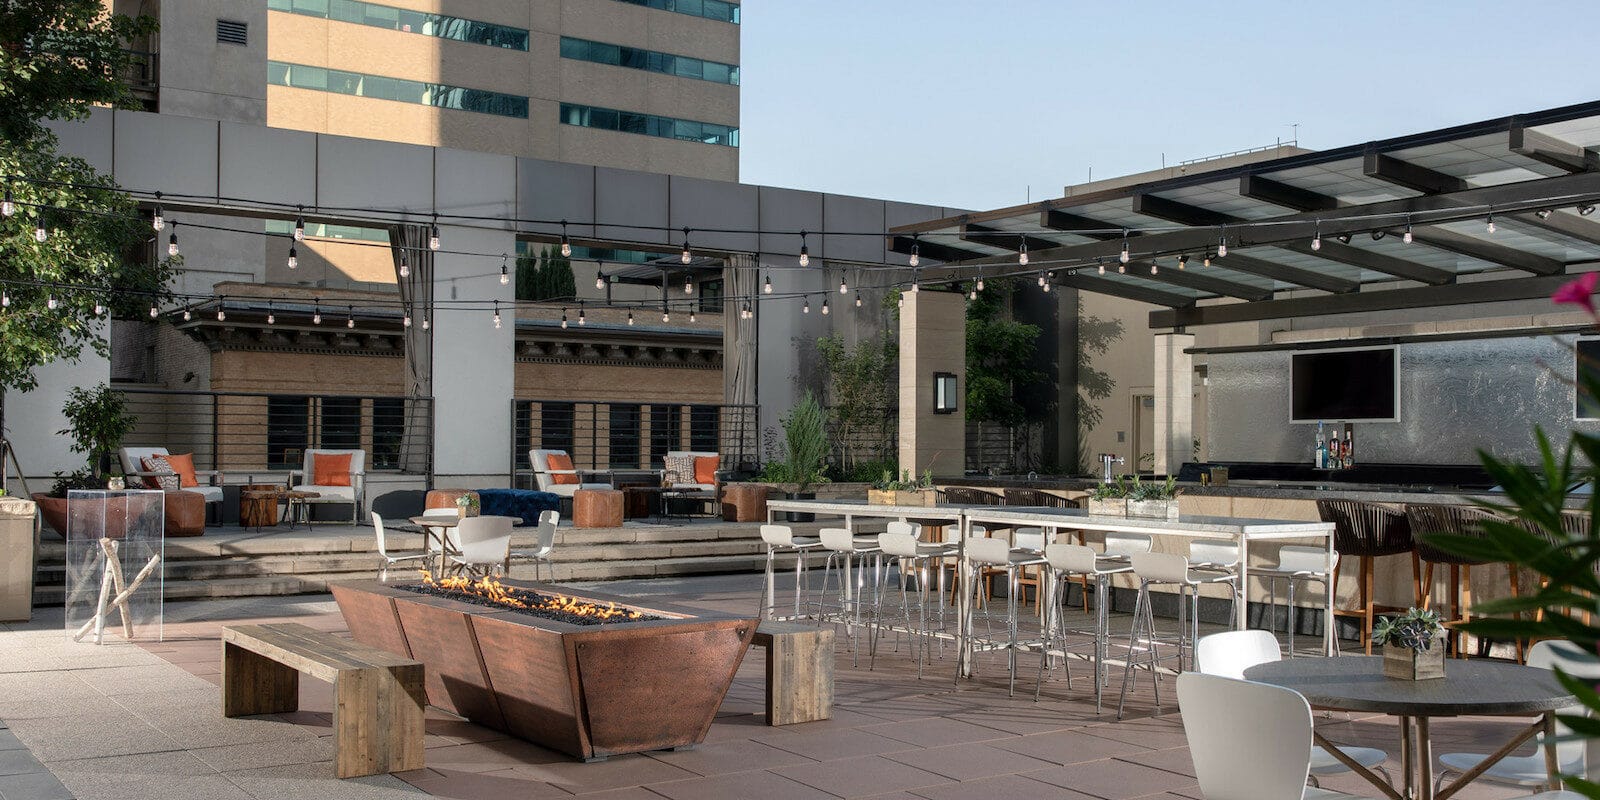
[330,578,756,761]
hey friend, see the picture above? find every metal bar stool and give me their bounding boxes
[816,526,883,665]
[759,523,823,620]
[1254,545,1338,657]
[962,534,1047,696]
[871,522,957,677]
[1117,550,1239,719]
[1407,503,1522,660]
[1317,499,1421,654]
[1036,542,1131,712]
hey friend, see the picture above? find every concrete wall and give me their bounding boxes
[431,224,517,485]
[4,334,112,492]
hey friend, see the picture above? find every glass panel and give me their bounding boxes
[558,103,737,147]
[271,0,529,49]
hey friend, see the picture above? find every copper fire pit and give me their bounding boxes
[330,578,755,761]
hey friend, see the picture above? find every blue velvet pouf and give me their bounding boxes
[475,488,562,527]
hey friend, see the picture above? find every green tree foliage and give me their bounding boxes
[516,246,577,302]
[0,2,170,395]
[759,392,828,494]
[816,332,896,477]
[1074,296,1124,473]
[964,279,1045,427]
[57,383,134,478]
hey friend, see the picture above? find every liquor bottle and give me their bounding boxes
[1342,423,1355,468]
[1326,432,1339,469]
[1314,422,1326,469]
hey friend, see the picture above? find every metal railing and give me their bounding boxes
[113,388,433,477]
[121,50,159,108]
[511,399,758,487]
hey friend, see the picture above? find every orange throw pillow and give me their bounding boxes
[312,453,353,486]
[163,453,200,488]
[546,453,579,485]
[694,456,718,486]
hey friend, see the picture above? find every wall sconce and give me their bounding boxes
[933,372,957,414]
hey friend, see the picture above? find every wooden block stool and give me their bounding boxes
[574,488,624,529]
[163,489,207,537]
[222,622,424,778]
[425,488,477,512]
[751,621,833,725]
[721,484,770,523]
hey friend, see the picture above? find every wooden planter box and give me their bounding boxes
[1085,497,1126,517]
[1383,642,1445,680]
[867,489,937,507]
[1127,499,1180,520]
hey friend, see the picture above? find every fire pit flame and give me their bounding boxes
[416,570,647,622]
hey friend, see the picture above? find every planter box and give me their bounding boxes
[0,498,36,622]
[868,489,937,507]
[1086,497,1126,517]
[1383,642,1445,680]
[1127,499,1180,520]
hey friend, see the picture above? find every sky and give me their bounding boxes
[738,0,1600,212]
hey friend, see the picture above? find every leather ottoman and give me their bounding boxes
[573,489,624,529]
[721,484,769,522]
[164,490,206,537]
[425,488,477,512]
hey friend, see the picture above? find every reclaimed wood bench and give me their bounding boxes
[751,620,833,725]
[222,622,425,778]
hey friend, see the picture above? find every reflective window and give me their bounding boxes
[559,103,736,147]
[611,0,739,24]
[267,0,529,50]
[270,61,529,119]
[559,37,738,86]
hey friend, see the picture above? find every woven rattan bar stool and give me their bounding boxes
[1316,499,1421,655]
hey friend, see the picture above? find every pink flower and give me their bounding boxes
[1552,272,1600,316]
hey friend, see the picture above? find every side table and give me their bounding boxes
[574,489,624,529]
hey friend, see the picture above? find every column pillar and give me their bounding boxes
[898,290,965,477]
[1152,331,1196,476]
[430,225,517,486]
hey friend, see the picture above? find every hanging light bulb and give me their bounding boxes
[1042,277,1051,293]
[1178,255,1189,270]
[151,193,163,230]
[740,303,751,320]
[969,285,977,300]
[909,234,920,267]
[976,271,985,292]
[168,228,179,257]
[4,291,14,308]
[294,207,305,241]
[689,309,697,323]
[1486,213,1496,234]
[680,227,692,264]
[1118,262,1126,274]
[1037,271,1046,287]
[662,305,671,323]
[1120,231,1131,264]
[398,253,409,278]
[578,306,586,326]
[855,291,862,307]
[799,230,810,267]
[1098,262,1106,275]
[46,294,56,310]
[216,305,226,322]
[684,274,693,295]
[1019,237,1029,266]
[429,222,440,251]
[1311,221,1322,251]
[764,274,773,294]
[421,315,430,331]
[34,218,47,243]
[492,302,502,329]
[1217,229,1228,258]
[821,298,830,315]
[1150,262,1159,275]
[561,308,568,329]
[596,273,606,291]
[802,298,810,314]
[627,310,634,326]
[500,255,510,285]
[1,186,14,218]
[182,309,191,322]
[346,305,355,329]
[910,269,920,292]
[559,220,572,257]
[1203,253,1212,268]
[94,302,105,316]
[1403,218,1413,244]
[403,313,412,328]
[266,303,275,325]
[287,244,298,269]
[313,304,322,325]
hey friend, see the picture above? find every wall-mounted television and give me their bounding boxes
[1290,346,1399,423]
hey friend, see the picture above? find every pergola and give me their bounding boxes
[889,100,1600,331]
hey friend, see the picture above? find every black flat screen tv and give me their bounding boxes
[1290,347,1399,422]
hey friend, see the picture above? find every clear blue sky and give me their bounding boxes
[739,0,1600,212]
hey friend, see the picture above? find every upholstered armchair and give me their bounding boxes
[663,450,724,492]
[529,449,611,498]
[118,447,225,520]
[290,449,366,525]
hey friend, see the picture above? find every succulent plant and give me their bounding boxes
[1371,607,1445,651]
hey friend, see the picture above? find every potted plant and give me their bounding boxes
[33,384,135,537]
[1125,475,1181,520]
[762,392,829,522]
[867,468,937,507]
[1373,607,1446,680]
[455,492,481,519]
[1086,476,1129,517]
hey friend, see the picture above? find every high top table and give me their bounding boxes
[1246,656,1572,800]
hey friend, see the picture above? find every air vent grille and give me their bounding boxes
[216,19,248,45]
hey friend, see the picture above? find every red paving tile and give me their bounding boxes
[911,773,1101,800]
[882,743,1058,782]
[644,768,839,800]
[771,753,953,797]
[1026,758,1199,798]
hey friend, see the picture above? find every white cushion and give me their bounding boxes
[182,485,223,504]
[541,482,610,498]
[674,482,715,492]
[291,484,357,502]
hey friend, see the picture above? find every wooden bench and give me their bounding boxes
[750,621,833,725]
[222,622,425,778]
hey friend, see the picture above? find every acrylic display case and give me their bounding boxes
[63,490,164,643]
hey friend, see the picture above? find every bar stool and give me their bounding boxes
[1317,499,1421,655]
[817,526,883,665]
[1036,542,1131,712]
[1117,550,1238,719]
[1407,503,1521,660]
[963,534,1047,695]
[1011,526,1049,616]
[871,523,957,676]
[1003,488,1080,509]
[1254,546,1338,657]
[759,523,823,620]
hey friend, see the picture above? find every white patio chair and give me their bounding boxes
[448,515,515,579]
[371,512,427,581]
[529,449,611,498]
[1177,672,1366,800]
[290,449,366,525]
[506,510,560,581]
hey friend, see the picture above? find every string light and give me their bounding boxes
[680,227,692,264]
[764,274,773,294]
[561,308,568,329]
[855,291,862,307]
[421,315,430,330]
[976,270,985,292]
[216,304,226,322]
[1097,261,1106,275]
[1403,217,1413,244]
[2,186,14,218]
[968,285,977,301]
[1486,212,1496,234]
[798,230,809,267]
[312,304,322,325]
[293,206,305,241]
[910,269,920,292]
[662,305,670,323]
[1178,255,1189,270]
[266,302,275,325]
[4,291,13,308]
[1150,261,1159,275]
[403,313,411,327]
[740,303,751,320]
[1217,228,1228,258]
[689,309,697,323]
[287,244,298,269]
[627,310,634,326]
[1018,236,1029,266]
[578,305,586,326]
[684,274,693,295]
[500,254,510,285]
[151,192,162,230]
[596,273,606,290]
[839,270,848,294]
[1311,221,1322,251]
[1203,253,1212,267]
[492,302,502,329]
[182,308,190,321]
[94,302,105,316]
[802,298,810,314]
[1042,274,1051,293]
[1037,271,1046,287]
[908,233,920,268]
[1118,262,1126,274]
[1120,231,1130,264]
[559,220,572,257]
[821,297,829,315]
[398,252,409,278]
[346,305,355,328]
[34,216,47,243]
[428,219,440,251]
[167,226,179,256]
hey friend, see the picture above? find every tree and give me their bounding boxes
[0,3,170,399]
[516,246,576,302]
[816,332,896,477]
[965,280,1044,428]
[1074,295,1123,474]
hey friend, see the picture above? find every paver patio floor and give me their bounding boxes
[0,573,1551,799]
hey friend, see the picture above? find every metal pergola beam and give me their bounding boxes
[1510,124,1599,174]
[1363,151,1469,194]
[1404,227,1564,275]
[1130,262,1271,301]
[1239,175,1340,212]
[1039,209,1124,240]
[1150,273,1576,328]
[960,223,1061,256]
[1054,273,1194,308]
[887,235,992,264]
[1512,209,1600,246]
[1132,193,1235,226]
[1197,253,1359,294]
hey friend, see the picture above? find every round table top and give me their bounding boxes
[1243,656,1573,716]
[410,515,460,527]
[241,488,320,500]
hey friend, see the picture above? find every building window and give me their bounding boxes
[609,404,641,468]
[611,0,739,24]
[689,405,719,452]
[267,0,530,50]
[269,61,529,119]
[559,37,738,86]
[559,103,736,147]
[371,398,404,469]
[320,396,362,450]
[697,278,723,312]
[539,401,575,455]
[265,219,389,243]
[649,405,682,466]
[267,396,310,470]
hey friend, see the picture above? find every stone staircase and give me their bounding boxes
[32,519,822,604]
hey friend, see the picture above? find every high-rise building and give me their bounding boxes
[112,0,741,181]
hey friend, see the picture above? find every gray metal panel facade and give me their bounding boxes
[314,134,435,218]
[758,186,824,260]
[436,148,517,231]
[594,167,669,247]
[516,158,597,241]
[669,175,758,255]
[113,111,219,199]
[218,122,315,206]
